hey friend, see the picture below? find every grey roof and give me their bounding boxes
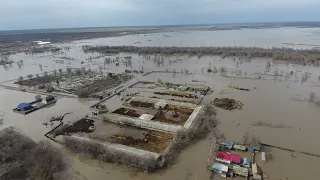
[211,162,228,172]
[233,166,249,177]
[139,114,154,121]
[241,157,251,165]
[220,141,234,148]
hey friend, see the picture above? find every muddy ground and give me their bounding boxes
[92,120,173,153]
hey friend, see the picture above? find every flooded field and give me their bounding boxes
[1,27,320,180]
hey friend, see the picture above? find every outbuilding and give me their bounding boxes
[252,163,262,180]
[211,163,229,177]
[17,103,33,111]
[234,144,247,151]
[139,114,154,121]
[241,157,251,168]
[154,100,168,109]
[216,152,242,164]
[220,141,234,150]
[233,165,249,178]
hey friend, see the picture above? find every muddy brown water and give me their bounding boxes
[1,28,320,179]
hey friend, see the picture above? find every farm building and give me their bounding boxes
[261,152,266,162]
[42,96,56,104]
[211,163,229,177]
[248,146,261,152]
[252,163,262,180]
[16,103,33,111]
[234,144,247,151]
[233,165,249,178]
[154,101,168,109]
[241,157,251,168]
[139,114,154,121]
[216,152,242,164]
[219,141,233,150]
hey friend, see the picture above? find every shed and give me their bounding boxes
[233,165,249,177]
[252,163,262,180]
[261,152,266,162]
[154,101,168,109]
[248,146,261,152]
[211,163,229,177]
[241,157,251,168]
[17,103,32,110]
[216,152,242,164]
[220,141,233,150]
[139,114,154,121]
[234,144,247,151]
[46,96,55,102]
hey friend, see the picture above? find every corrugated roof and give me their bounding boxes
[211,162,228,172]
[252,163,262,175]
[233,165,248,177]
[216,152,241,163]
[17,103,30,109]
[154,101,168,108]
[234,144,247,150]
[261,152,266,161]
[139,114,154,121]
[220,141,234,148]
[241,157,251,165]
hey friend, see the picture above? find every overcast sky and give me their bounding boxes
[0,0,319,30]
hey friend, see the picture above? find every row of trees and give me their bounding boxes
[82,45,320,63]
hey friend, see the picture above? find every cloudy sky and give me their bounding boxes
[0,0,319,30]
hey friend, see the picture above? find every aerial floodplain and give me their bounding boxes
[1,22,320,180]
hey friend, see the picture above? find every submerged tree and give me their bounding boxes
[309,92,316,102]
[240,132,261,148]
[27,74,33,79]
[17,76,24,84]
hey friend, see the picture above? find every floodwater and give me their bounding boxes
[69,27,320,49]
[1,27,320,180]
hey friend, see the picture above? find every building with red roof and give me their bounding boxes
[216,152,242,164]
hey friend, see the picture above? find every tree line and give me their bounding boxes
[82,45,320,64]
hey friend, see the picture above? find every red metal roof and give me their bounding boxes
[216,152,241,163]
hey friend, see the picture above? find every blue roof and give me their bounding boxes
[17,103,30,109]
[211,163,229,172]
[220,141,234,148]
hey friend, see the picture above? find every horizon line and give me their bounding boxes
[1,20,320,32]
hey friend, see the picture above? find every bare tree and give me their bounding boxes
[34,95,42,101]
[53,70,57,76]
[17,76,24,83]
[219,66,227,76]
[309,92,316,102]
[213,66,218,74]
[27,74,33,79]
[184,68,189,75]
[240,132,261,148]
